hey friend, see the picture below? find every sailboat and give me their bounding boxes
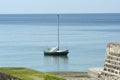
[44,15,69,56]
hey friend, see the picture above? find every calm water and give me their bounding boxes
[0,14,120,72]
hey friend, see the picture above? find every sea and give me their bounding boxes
[0,14,120,72]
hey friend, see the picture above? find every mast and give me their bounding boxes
[57,15,60,50]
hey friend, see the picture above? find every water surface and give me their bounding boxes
[0,14,120,72]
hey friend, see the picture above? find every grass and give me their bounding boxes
[44,73,66,80]
[0,67,44,80]
[0,67,88,80]
[0,67,67,80]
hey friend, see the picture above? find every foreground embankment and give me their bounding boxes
[0,67,91,80]
[0,67,44,80]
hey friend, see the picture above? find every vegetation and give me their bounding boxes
[0,67,89,80]
[0,67,44,80]
[0,67,67,80]
[44,73,66,80]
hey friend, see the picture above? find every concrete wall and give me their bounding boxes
[88,42,120,80]
[103,42,120,77]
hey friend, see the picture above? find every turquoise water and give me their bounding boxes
[0,14,120,72]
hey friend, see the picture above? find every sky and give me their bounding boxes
[0,0,120,14]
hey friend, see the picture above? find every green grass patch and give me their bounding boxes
[0,67,44,80]
[44,73,66,80]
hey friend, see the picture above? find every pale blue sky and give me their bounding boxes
[0,0,120,14]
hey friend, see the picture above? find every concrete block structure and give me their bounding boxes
[102,42,120,79]
[88,68,103,79]
[88,42,120,80]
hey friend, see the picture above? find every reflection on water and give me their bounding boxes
[44,56,68,71]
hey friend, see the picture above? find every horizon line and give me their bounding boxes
[0,13,120,15]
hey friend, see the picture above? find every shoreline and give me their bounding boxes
[48,71,90,80]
